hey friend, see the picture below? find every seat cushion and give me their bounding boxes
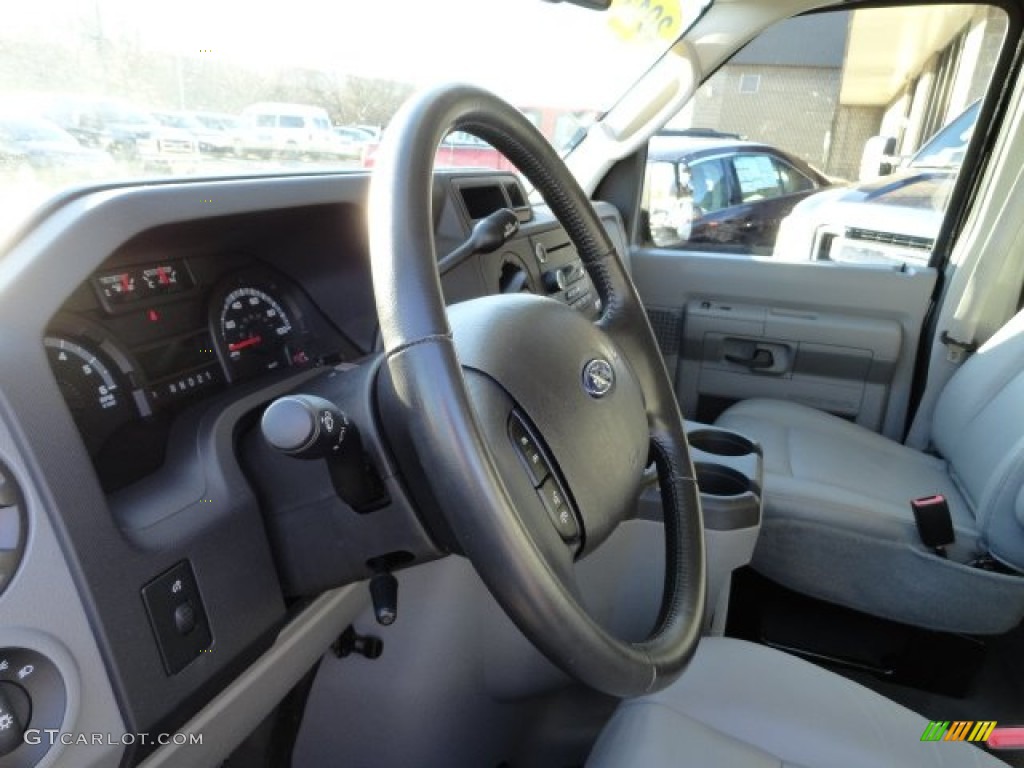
[715,399,1024,633]
[588,637,1007,768]
[716,399,978,550]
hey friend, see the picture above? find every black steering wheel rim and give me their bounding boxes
[368,83,705,697]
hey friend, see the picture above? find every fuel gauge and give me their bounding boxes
[95,271,138,305]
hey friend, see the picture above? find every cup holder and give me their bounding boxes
[688,429,757,457]
[694,463,752,497]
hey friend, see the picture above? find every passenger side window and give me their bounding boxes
[640,4,1006,266]
[731,154,784,202]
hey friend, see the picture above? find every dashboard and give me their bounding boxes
[48,254,355,492]
[0,168,628,767]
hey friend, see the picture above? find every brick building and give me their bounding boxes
[668,7,1005,181]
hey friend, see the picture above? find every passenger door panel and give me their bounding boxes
[631,250,936,436]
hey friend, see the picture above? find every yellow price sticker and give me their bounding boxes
[608,0,684,44]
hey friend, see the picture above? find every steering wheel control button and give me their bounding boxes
[141,560,212,675]
[582,358,615,398]
[538,478,579,542]
[0,648,65,766]
[508,413,550,487]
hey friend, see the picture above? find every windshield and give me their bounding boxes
[908,100,980,169]
[1,0,705,244]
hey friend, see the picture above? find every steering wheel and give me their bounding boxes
[368,84,705,697]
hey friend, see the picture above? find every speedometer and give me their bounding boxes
[218,287,296,380]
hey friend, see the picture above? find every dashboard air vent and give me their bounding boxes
[504,182,526,208]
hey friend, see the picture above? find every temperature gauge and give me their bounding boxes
[142,264,182,292]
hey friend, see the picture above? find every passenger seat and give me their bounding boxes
[714,307,1024,634]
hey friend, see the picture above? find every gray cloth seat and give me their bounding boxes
[587,637,1008,767]
[715,308,1024,634]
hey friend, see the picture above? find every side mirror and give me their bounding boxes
[859,135,898,181]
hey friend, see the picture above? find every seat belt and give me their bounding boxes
[906,229,1024,449]
[905,126,1024,449]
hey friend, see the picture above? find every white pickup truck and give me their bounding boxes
[773,101,980,266]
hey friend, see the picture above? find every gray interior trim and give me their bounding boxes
[138,583,369,768]
[0,420,125,768]
[630,249,935,438]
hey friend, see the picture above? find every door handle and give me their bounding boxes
[725,348,774,369]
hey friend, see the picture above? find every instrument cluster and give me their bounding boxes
[45,258,353,492]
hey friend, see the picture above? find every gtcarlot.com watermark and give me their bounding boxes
[24,730,202,747]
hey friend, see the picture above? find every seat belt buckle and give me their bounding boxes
[939,331,978,364]
[911,494,955,558]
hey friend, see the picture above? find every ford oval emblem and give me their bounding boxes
[582,358,615,398]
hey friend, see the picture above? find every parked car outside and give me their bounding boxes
[0,114,115,182]
[152,110,236,156]
[236,102,344,160]
[18,94,199,172]
[643,132,833,254]
[774,100,980,266]
[332,125,374,160]
[351,123,382,140]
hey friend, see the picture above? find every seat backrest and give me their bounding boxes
[933,306,1024,570]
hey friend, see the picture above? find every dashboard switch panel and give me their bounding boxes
[142,560,212,675]
[0,648,65,767]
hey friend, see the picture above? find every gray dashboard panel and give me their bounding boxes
[0,173,386,766]
[0,170,630,767]
[0,417,124,768]
[138,585,369,768]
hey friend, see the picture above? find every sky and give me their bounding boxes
[6,0,696,108]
